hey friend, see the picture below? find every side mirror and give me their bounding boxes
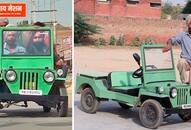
[133,53,140,66]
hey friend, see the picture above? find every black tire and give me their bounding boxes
[43,106,51,112]
[81,87,99,114]
[49,83,68,117]
[139,99,164,129]
[57,99,68,117]
[179,113,191,121]
[118,103,131,109]
[57,87,68,117]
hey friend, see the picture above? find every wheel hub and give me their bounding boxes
[85,94,93,107]
[145,105,157,122]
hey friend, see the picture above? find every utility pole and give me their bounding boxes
[31,0,57,41]
[31,0,37,23]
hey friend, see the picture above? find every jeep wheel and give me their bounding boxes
[139,99,163,129]
[57,88,68,117]
[43,106,51,112]
[179,113,191,121]
[57,100,68,117]
[81,87,99,113]
[118,103,131,109]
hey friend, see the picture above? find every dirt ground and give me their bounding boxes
[74,46,182,81]
[74,46,190,130]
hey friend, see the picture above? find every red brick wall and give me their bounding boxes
[75,0,95,15]
[126,3,161,18]
[75,0,161,19]
[87,16,184,44]
[110,0,127,16]
[95,3,110,16]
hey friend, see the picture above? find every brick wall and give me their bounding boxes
[75,0,95,15]
[87,16,185,44]
[75,0,161,19]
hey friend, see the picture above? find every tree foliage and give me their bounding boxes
[161,2,182,19]
[182,1,191,14]
[74,12,101,43]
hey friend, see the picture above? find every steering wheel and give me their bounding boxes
[146,65,157,70]
[132,67,143,78]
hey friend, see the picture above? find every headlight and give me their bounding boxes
[170,87,177,98]
[57,69,64,77]
[6,70,16,82]
[43,71,55,83]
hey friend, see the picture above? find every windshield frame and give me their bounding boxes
[143,47,174,72]
[2,29,51,57]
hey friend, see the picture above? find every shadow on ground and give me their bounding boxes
[75,99,190,128]
[0,107,72,118]
[36,122,72,127]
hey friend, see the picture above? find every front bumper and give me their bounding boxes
[166,107,191,114]
[0,93,68,107]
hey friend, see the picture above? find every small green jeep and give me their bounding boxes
[0,26,68,117]
[76,44,191,128]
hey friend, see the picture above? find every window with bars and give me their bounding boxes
[97,0,110,4]
[150,2,161,8]
[126,0,139,5]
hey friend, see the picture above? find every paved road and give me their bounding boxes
[0,88,72,130]
[0,102,72,130]
[74,46,191,130]
[75,94,191,130]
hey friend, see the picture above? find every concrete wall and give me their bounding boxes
[87,16,185,44]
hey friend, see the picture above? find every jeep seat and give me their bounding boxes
[107,71,142,96]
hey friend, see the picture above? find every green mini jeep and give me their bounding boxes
[76,44,191,128]
[0,26,68,117]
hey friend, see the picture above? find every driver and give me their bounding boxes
[3,31,26,55]
[163,14,191,84]
[26,31,49,55]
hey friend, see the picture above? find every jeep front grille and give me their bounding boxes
[20,72,38,90]
[177,88,188,105]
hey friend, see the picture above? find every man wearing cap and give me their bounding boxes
[0,18,9,27]
[163,15,191,84]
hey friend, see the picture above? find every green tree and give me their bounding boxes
[74,12,101,44]
[161,2,182,19]
[182,1,191,14]
[162,3,173,15]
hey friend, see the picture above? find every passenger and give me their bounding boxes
[163,14,191,84]
[3,31,26,55]
[27,31,49,55]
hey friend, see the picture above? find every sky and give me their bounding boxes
[162,0,187,5]
[0,0,72,27]
[0,0,187,26]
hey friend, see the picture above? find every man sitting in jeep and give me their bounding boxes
[3,31,26,55]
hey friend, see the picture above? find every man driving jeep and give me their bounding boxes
[3,31,26,55]
[163,15,191,84]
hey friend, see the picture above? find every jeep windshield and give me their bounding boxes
[3,30,50,56]
[144,48,173,71]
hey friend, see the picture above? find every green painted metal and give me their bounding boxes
[0,27,65,96]
[76,74,139,105]
[110,71,141,87]
[76,43,191,110]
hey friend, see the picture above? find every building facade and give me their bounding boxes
[75,0,161,19]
